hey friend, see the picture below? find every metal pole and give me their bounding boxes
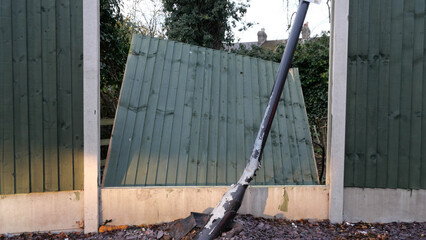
[196,1,310,239]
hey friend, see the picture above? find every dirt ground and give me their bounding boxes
[1,214,425,240]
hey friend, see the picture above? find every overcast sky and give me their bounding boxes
[234,0,330,42]
[121,0,331,43]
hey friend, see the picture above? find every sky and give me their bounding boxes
[234,0,331,42]
[121,0,331,43]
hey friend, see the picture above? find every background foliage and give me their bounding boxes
[231,32,329,125]
[232,33,330,183]
[162,0,252,49]
[100,0,131,118]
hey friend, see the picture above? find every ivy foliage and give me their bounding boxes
[232,32,330,123]
[162,0,252,50]
[100,0,132,117]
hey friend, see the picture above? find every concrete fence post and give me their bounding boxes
[327,0,349,223]
[83,0,100,233]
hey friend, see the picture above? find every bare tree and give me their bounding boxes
[124,0,165,37]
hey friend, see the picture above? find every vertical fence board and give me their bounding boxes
[70,0,84,190]
[196,48,213,185]
[397,0,415,189]
[346,0,426,189]
[0,0,83,194]
[56,0,74,191]
[376,0,391,188]
[206,49,221,185]
[344,0,359,186]
[27,0,44,193]
[12,0,30,194]
[407,0,424,189]
[148,40,174,185]
[0,0,16,194]
[386,0,404,189]
[364,0,380,188]
[41,0,59,192]
[165,43,188,185]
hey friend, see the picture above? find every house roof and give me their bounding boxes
[103,34,318,187]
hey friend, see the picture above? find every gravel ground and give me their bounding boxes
[1,214,425,240]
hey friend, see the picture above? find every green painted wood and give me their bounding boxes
[197,48,213,185]
[166,43,188,185]
[12,0,30,194]
[398,0,415,189]
[376,0,391,188]
[56,0,74,191]
[159,42,183,185]
[271,62,293,184]
[0,0,84,194]
[346,0,426,189]
[283,72,303,184]
[148,40,174,185]
[103,35,318,187]
[70,0,84,190]
[422,0,426,189]
[226,53,237,184]
[216,51,228,185]
[365,0,380,188]
[174,44,198,185]
[352,0,369,188]
[293,69,318,184]
[235,55,246,182]
[344,0,359,187]
[41,0,59,192]
[409,0,425,189]
[186,47,206,185]
[27,0,44,193]
[0,0,15,195]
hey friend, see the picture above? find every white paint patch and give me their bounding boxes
[304,0,321,4]
[204,185,239,231]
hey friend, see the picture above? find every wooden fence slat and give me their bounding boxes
[216,51,228,185]
[225,53,237,184]
[205,49,221,185]
[234,55,247,183]
[421,0,426,189]
[56,0,74,191]
[103,36,143,186]
[344,0,359,187]
[148,40,175,185]
[386,0,404,188]
[397,0,415,189]
[352,0,369,188]
[141,39,167,185]
[12,0,30,194]
[71,0,84,190]
[0,0,16,194]
[376,0,391,188]
[41,0,59,192]
[408,0,425,189]
[365,0,380,188]
[196,48,213,185]
[241,56,254,184]
[27,0,45,193]
[122,36,151,186]
[165,43,189,185]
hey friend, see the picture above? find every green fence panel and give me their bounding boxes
[103,35,318,187]
[0,0,83,194]
[345,0,426,189]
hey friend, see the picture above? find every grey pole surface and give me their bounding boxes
[196,1,311,239]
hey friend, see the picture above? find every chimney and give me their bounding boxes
[257,28,267,45]
[302,22,311,40]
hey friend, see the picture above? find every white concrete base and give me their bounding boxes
[344,188,426,223]
[0,191,84,234]
[101,186,329,226]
